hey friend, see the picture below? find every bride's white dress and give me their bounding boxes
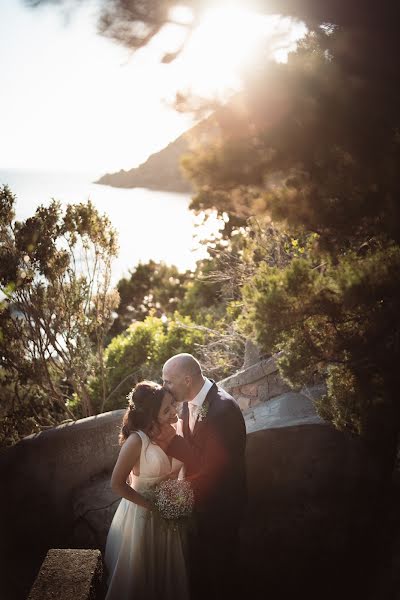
[104,429,190,600]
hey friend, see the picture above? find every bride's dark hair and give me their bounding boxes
[119,380,166,445]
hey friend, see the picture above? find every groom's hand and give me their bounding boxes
[154,423,176,452]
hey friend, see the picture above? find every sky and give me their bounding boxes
[0,1,306,174]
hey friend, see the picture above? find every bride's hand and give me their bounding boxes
[154,422,176,452]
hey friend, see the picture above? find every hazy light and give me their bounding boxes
[0,3,193,172]
[0,3,305,173]
[158,7,306,101]
[168,5,195,25]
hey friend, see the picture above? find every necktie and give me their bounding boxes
[188,403,198,432]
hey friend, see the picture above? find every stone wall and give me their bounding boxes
[219,346,324,429]
[219,354,291,411]
[218,348,392,599]
[241,419,387,599]
[0,411,124,600]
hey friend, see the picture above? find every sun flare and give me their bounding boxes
[162,6,306,99]
[1,2,306,172]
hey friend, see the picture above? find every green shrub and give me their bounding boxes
[91,313,206,412]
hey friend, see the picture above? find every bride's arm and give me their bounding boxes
[110,433,152,510]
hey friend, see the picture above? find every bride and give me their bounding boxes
[104,381,189,600]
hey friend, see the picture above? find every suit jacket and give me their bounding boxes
[167,382,247,528]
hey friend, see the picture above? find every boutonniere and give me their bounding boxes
[197,399,210,422]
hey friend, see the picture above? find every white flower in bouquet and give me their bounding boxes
[153,479,194,521]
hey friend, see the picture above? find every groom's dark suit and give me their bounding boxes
[167,382,247,600]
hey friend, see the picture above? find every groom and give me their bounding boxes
[159,353,247,600]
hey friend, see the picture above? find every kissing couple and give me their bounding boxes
[104,353,247,600]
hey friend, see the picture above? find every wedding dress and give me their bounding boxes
[104,429,190,600]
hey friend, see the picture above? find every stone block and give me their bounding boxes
[229,385,241,399]
[249,396,262,410]
[267,370,291,399]
[219,355,279,391]
[235,395,252,411]
[240,383,259,397]
[28,549,103,600]
[258,380,270,403]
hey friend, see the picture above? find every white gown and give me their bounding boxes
[104,429,190,600]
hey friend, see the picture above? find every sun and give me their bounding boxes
[162,5,306,99]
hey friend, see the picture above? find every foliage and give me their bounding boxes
[24,1,400,444]
[180,256,227,321]
[0,368,70,447]
[29,0,400,64]
[108,260,189,339]
[182,28,400,245]
[91,313,207,412]
[177,216,313,370]
[180,28,400,439]
[243,246,400,435]
[107,250,249,380]
[0,186,119,422]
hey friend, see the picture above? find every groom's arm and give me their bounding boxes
[167,403,246,502]
[166,422,226,475]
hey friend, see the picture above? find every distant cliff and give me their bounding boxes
[95,132,193,193]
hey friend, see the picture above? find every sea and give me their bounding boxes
[0,168,213,285]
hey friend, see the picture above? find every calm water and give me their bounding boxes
[0,168,211,284]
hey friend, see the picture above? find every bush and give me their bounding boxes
[90,313,206,412]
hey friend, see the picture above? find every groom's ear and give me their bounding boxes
[184,375,192,386]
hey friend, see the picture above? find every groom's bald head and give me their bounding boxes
[164,353,202,377]
[162,353,204,402]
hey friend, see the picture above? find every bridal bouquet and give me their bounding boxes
[153,479,194,521]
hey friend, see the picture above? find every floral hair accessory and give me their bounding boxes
[126,389,136,410]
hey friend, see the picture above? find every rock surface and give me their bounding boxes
[27,549,103,600]
[0,410,123,600]
[242,420,388,599]
[71,474,121,551]
[244,386,325,432]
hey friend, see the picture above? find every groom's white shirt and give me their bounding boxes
[188,377,213,431]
